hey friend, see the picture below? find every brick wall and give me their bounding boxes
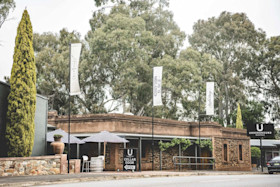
[159,146,178,170]
[213,137,251,171]
[112,142,185,171]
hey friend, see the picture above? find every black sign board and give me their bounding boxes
[123,148,137,171]
[247,123,274,139]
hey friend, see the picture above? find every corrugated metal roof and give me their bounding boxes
[72,132,211,141]
[250,139,280,147]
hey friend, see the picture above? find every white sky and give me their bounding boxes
[0,0,279,81]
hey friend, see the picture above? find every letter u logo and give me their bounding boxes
[256,124,263,132]
[127,149,133,156]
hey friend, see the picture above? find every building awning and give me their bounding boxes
[72,132,211,141]
[250,139,280,148]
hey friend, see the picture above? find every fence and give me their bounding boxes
[173,156,215,170]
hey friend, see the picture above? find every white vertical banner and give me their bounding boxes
[153,66,163,106]
[206,82,215,115]
[70,43,82,96]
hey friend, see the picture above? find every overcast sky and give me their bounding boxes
[0,0,279,81]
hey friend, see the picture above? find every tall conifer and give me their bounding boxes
[6,10,36,157]
[236,103,243,129]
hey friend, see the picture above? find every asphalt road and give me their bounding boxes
[38,174,280,187]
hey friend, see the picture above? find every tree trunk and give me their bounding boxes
[122,97,125,114]
[218,93,223,123]
[225,82,230,126]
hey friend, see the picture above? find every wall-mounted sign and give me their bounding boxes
[247,123,274,139]
[123,148,137,171]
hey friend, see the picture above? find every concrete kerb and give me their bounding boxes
[0,170,266,187]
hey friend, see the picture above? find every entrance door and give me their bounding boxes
[201,149,211,170]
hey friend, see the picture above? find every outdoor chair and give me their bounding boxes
[82,155,90,172]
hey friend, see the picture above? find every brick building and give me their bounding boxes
[48,111,251,171]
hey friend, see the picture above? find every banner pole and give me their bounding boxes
[152,106,154,171]
[152,66,162,171]
[260,137,263,172]
[68,43,71,174]
[198,77,201,167]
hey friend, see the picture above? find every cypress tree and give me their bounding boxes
[236,103,243,129]
[5,10,36,157]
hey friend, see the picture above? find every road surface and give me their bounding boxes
[38,174,280,187]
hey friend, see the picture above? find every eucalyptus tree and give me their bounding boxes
[189,11,266,126]
[244,36,280,124]
[0,0,15,29]
[86,0,185,117]
[178,48,222,120]
[34,29,92,115]
[93,0,116,6]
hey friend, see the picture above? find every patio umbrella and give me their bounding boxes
[47,129,85,144]
[83,131,129,168]
[82,131,129,143]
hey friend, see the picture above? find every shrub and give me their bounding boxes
[251,147,261,158]
[53,134,63,139]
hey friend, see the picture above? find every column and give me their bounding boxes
[138,137,142,171]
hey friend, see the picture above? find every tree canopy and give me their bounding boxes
[34,29,109,115]
[0,0,15,29]
[244,36,280,124]
[33,1,279,126]
[189,11,266,126]
[85,0,186,118]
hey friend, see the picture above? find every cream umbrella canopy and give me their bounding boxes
[82,131,129,143]
[47,129,85,144]
[82,131,129,168]
[47,129,85,158]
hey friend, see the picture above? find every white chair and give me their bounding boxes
[82,155,90,172]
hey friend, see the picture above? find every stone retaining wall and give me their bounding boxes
[0,154,80,176]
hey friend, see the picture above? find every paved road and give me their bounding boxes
[38,174,280,187]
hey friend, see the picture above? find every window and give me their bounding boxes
[223,144,228,161]
[239,145,242,161]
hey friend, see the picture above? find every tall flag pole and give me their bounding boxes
[152,66,163,170]
[68,43,82,173]
[204,82,215,149]
[197,81,214,167]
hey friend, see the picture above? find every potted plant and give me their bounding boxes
[251,147,260,168]
[51,134,65,154]
[53,134,63,141]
